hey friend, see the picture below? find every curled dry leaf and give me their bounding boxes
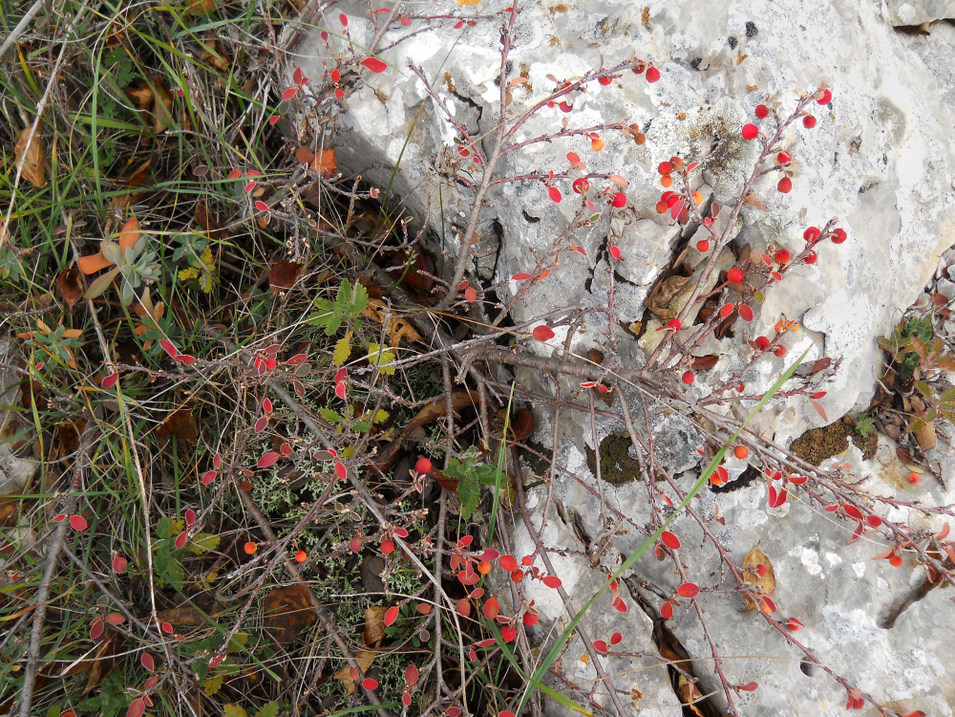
[363,605,387,648]
[57,267,84,309]
[15,125,47,188]
[269,261,302,292]
[742,542,776,611]
[263,585,317,645]
[333,651,377,695]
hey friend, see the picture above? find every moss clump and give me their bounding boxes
[790,417,877,464]
[586,434,642,485]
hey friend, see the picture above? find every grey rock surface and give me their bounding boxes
[298,2,955,715]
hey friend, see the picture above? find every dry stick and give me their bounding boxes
[0,0,44,59]
[267,380,472,710]
[17,415,95,717]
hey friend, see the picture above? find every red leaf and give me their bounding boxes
[483,597,500,620]
[185,508,196,526]
[499,554,518,571]
[102,372,119,389]
[202,470,217,485]
[113,555,128,573]
[532,325,555,341]
[141,652,155,671]
[739,681,758,692]
[548,186,562,203]
[661,531,681,550]
[738,304,754,321]
[768,486,787,508]
[512,272,531,280]
[287,353,308,365]
[810,398,828,422]
[610,631,622,645]
[254,416,269,433]
[90,617,105,640]
[282,87,298,101]
[159,339,178,358]
[405,663,419,686]
[360,57,388,73]
[456,598,471,617]
[660,600,673,619]
[465,286,477,303]
[254,200,269,212]
[719,303,735,319]
[106,612,125,625]
[175,531,189,548]
[258,451,280,468]
[70,515,88,531]
[608,245,622,261]
[542,575,562,588]
[384,606,399,626]
[593,639,608,653]
[362,677,378,690]
[335,383,346,400]
[843,503,863,520]
[335,461,347,480]
[127,698,146,717]
[676,582,700,598]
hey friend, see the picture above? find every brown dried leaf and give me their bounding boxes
[262,585,317,645]
[269,261,302,292]
[155,407,198,442]
[57,267,84,309]
[742,192,768,212]
[912,420,937,452]
[363,605,386,648]
[295,146,315,164]
[333,651,377,695]
[14,126,47,188]
[310,148,337,177]
[689,354,719,371]
[195,200,225,240]
[156,606,210,629]
[742,542,776,611]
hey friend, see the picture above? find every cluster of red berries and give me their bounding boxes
[741,87,833,193]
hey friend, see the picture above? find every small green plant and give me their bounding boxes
[80,218,160,306]
[854,413,876,437]
[878,315,937,381]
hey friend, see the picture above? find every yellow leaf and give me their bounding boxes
[333,331,352,366]
[742,542,776,611]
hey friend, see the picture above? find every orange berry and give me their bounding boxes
[660,175,673,187]
[734,445,749,460]
[907,472,920,484]
[477,560,492,574]
[244,542,257,555]
[295,550,307,563]
[591,137,604,151]
[889,552,903,567]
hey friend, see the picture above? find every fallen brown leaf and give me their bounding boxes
[363,605,386,648]
[262,585,317,645]
[269,261,302,292]
[57,267,84,309]
[14,125,46,188]
[333,651,377,695]
[155,407,198,442]
[742,542,776,611]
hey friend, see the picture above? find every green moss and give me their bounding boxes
[586,434,642,485]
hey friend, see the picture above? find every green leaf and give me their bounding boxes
[100,240,123,266]
[188,533,221,555]
[256,703,279,717]
[308,298,342,335]
[335,279,368,317]
[83,267,121,299]
[203,673,224,696]
[227,632,249,652]
[457,474,481,520]
[333,331,352,365]
[223,705,248,717]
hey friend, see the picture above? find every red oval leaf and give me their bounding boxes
[739,681,758,692]
[661,531,681,550]
[384,605,400,626]
[738,304,754,321]
[102,372,119,389]
[258,451,280,469]
[719,303,736,319]
[360,57,388,73]
[548,186,562,203]
[90,617,105,640]
[281,86,298,101]
[335,461,347,480]
[499,554,518,572]
[141,652,155,672]
[70,515,88,531]
[542,575,562,589]
[159,339,178,358]
[106,612,125,625]
[287,353,308,365]
[610,631,622,645]
[593,639,608,653]
[112,555,128,573]
[201,470,217,485]
[405,663,419,686]
[254,416,269,434]
[362,677,378,690]
[532,325,555,341]
[483,597,500,620]
[676,582,700,598]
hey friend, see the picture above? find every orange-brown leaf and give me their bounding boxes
[14,126,46,188]
[77,252,111,275]
[118,218,140,253]
[57,267,84,309]
[269,261,302,292]
[310,148,337,177]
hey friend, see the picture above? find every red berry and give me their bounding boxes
[682,371,695,385]
[816,89,832,105]
[598,75,612,86]
[727,267,745,284]
[804,250,818,264]
[572,177,590,194]
[610,192,627,207]
[645,66,660,82]
[803,115,817,129]
[415,457,433,474]
[658,161,673,175]
[908,472,920,484]
[831,228,847,244]
[741,124,759,140]
[656,201,668,214]
[774,249,790,265]
[734,445,749,460]
[776,151,792,165]
[696,239,710,252]
[777,177,792,193]
[755,104,769,119]
[803,226,821,242]
[755,336,770,351]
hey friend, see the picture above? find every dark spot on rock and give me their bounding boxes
[690,57,703,70]
[745,21,758,37]
[586,434,642,485]
[728,36,738,49]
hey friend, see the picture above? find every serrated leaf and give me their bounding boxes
[319,408,342,424]
[336,279,369,317]
[223,705,248,717]
[227,632,249,652]
[256,703,279,717]
[203,674,224,696]
[367,343,396,375]
[333,331,352,365]
[457,474,481,520]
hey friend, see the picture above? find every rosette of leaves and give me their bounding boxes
[80,217,160,305]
